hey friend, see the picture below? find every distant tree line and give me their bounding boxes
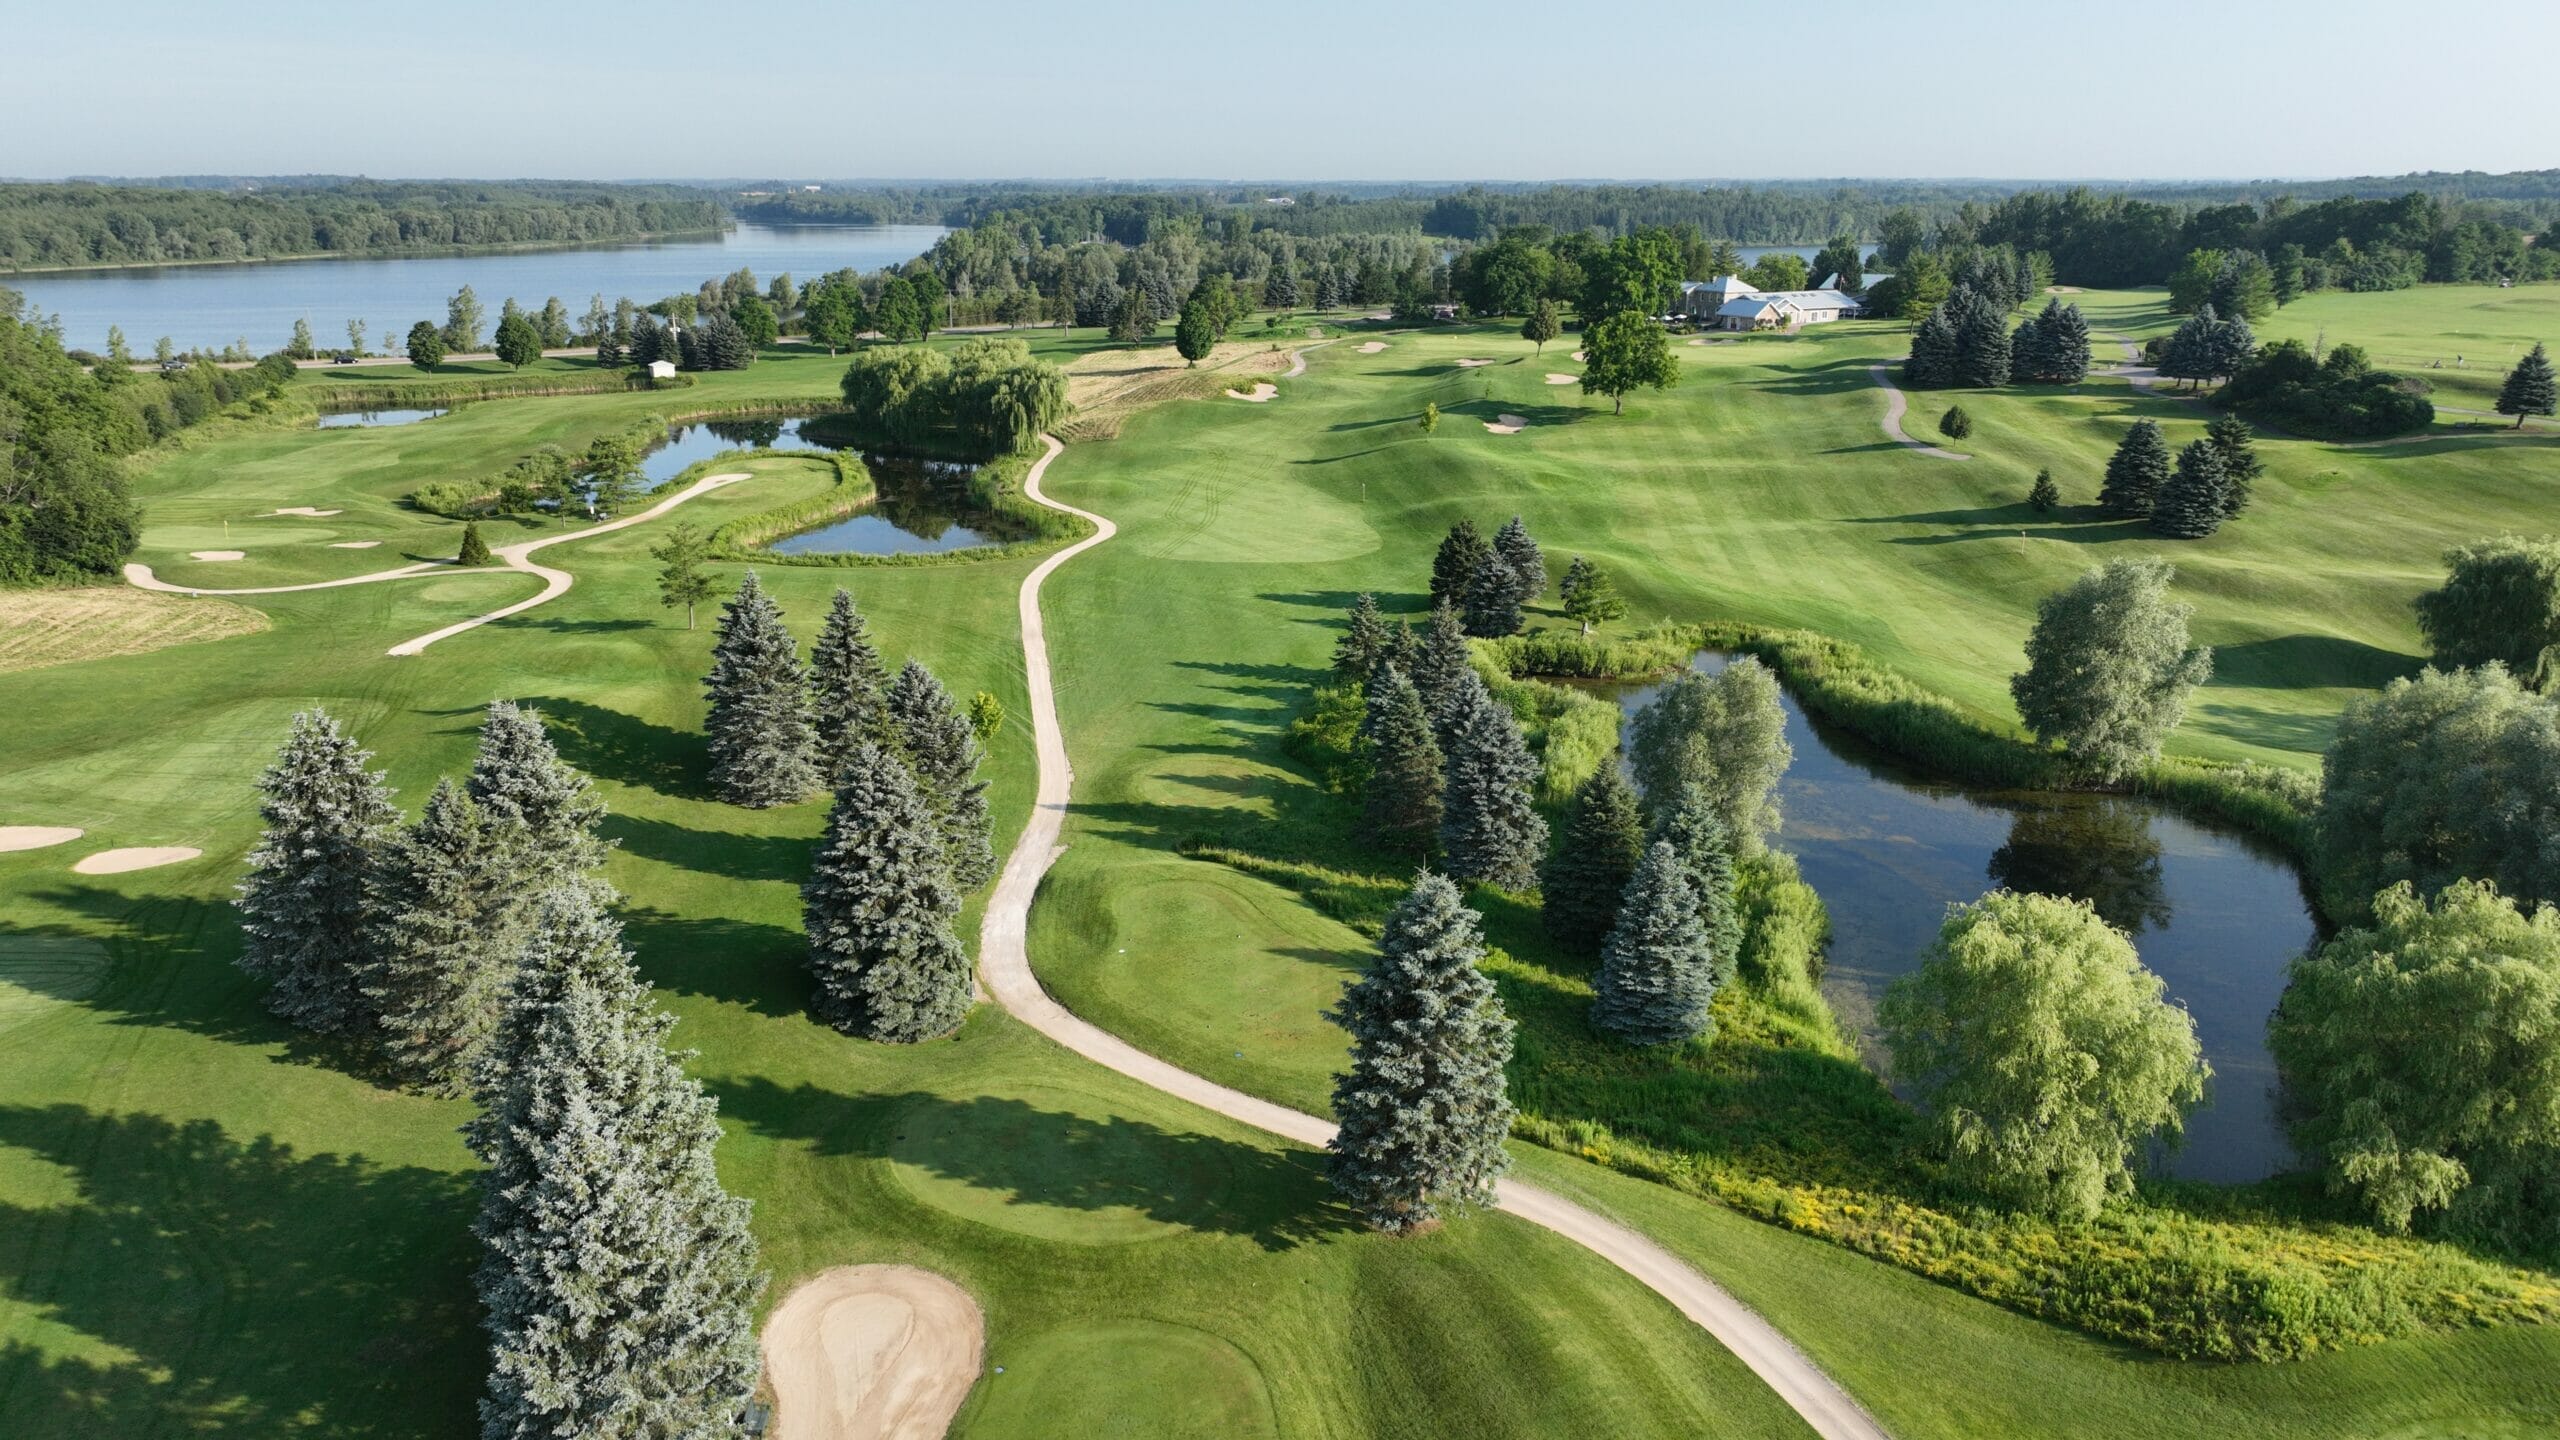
[2,286,305,582]
[0,181,725,271]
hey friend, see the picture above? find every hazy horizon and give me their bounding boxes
[11,0,2556,183]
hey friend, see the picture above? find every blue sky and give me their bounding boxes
[10,0,2556,182]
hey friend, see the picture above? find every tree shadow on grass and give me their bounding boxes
[1174,658,1332,687]
[516,694,707,800]
[1755,356,1890,397]
[706,1080,1354,1253]
[617,905,812,1022]
[0,1105,479,1440]
[602,811,811,885]
[2206,634,2419,692]
[512,617,653,636]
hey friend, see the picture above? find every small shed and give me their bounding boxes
[647,359,678,380]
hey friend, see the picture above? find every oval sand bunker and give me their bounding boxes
[1544,372,1578,385]
[763,1265,984,1440]
[1357,340,1388,353]
[74,847,203,874]
[0,826,84,853]
[1483,414,1530,434]
[1224,383,1277,402]
[189,551,246,562]
[330,541,382,549]
[268,507,343,517]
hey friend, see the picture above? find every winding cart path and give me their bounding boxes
[975,428,1890,1440]
[1867,365,1970,460]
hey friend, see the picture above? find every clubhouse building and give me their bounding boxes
[1679,275,1866,331]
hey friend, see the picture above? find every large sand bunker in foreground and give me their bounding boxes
[763,1265,984,1440]
[0,826,83,852]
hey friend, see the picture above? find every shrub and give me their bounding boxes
[1939,404,1971,439]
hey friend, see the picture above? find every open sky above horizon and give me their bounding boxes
[10,0,2557,183]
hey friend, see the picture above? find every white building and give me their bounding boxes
[647,359,678,380]
[1678,275,1865,330]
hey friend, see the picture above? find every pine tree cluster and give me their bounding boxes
[2151,440,2231,538]
[888,659,997,888]
[1590,841,1718,1045]
[2202,414,2261,516]
[801,741,975,1042]
[2098,419,2172,518]
[1359,664,1445,850]
[1436,673,1549,890]
[2010,298,2092,383]
[1905,284,2012,388]
[2157,304,2256,388]
[235,708,401,1035]
[811,587,890,779]
[1540,766,1645,952]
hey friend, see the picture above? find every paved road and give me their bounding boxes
[124,469,752,655]
[976,424,1891,1440]
[1867,365,1969,460]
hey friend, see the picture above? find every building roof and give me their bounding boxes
[1692,274,1759,300]
[1717,295,1801,319]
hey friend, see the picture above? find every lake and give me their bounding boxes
[8,223,947,353]
[1606,653,2317,1184]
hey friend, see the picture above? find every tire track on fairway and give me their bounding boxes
[1867,365,1969,460]
[979,429,1891,1440]
[123,470,754,656]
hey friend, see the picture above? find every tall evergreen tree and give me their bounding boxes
[2013,298,2090,382]
[1333,592,1391,679]
[1326,871,1517,1234]
[1952,285,2014,387]
[1359,664,1444,850]
[2202,413,2262,515]
[235,708,400,1034]
[801,742,974,1043]
[1437,674,1549,890]
[467,701,609,889]
[1648,786,1743,985]
[2152,441,2231,539]
[810,587,890,779]
[1429,520,1493,611]
[1461,550,1527,638]
[2029,468,2061,512]
[1905,302,1960,387]
[1591,841,1718,1046]
[363,780,508,1095]
[702,572,820,808]
[1409,601,1477,744]
[1492,515,1547,598]
[468,886,763,1440]
[1375,618,1424,685]
[2496,342,2557,428]
[1540,766,1645,952]
[2098,419,2171,518]
[888,659,996,888]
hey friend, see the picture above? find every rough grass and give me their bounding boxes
[0,586,269,674]
[1059,331,1299,441]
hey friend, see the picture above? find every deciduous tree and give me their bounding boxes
[1626,657,1792,850]
[2269,879,2560,1249]
[492,312,542,369]
[1580,310,1678,415]
[1327,871,1516,1234]
[2010,560,2212,779]
[1559,555,1626,635]
[405,320,445,373]
[1881,891,2207,1220]
[1521,297,1561,353]
[2414,535,2560,678]
[649,520,720,629]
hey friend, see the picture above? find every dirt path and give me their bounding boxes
[978,433,1892,1440]
[1868,365,1969,460]
[123,470,752,655]
[762,1265,984,1440]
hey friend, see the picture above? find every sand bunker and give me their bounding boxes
[1544,373,1578,385]
[1571,349,1587,362]
[329,541,381,549]
[1357,341,1388,353]
[0,826,84,853]
[1483,414,1531,435]
[1455,357,1495,368]
[763,1265,984,1440]
[267,507,343,517]
[1225,383,1277,402]
[189,551,245,562]
[73,847,202,874]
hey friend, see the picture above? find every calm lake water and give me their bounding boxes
[313,406,445,429]
[637,415,1001,556]
[10,223,947,353]
[1608,653,2316,1184]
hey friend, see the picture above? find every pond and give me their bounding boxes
[1604,653,2317,1184]
[637,415,1008,556]
[314,406,446,428]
